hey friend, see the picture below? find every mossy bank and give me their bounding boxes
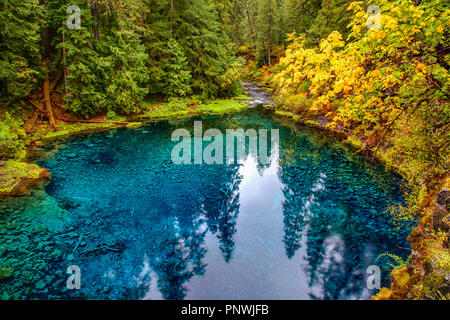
[267,89,449,300]
[0,96,249,198]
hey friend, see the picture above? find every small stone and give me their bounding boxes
[66,231,78,238]
[0,160,6,167]
[35,280,46,290]
[0,246,7,257]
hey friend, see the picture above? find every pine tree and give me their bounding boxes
[53,0,149,117]
[144,0,239,98]
[0,0,41,106]
[162,39,192,97]
[255,0,283,66]
[307,0,354,44]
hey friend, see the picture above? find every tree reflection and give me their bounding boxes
[151,217,208,299]
[277,124,410,300]
[142,156,242,298]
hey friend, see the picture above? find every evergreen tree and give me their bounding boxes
[255,0,283,66]
[0,0,41,106]
[163,39,192,97]
[284,0,322,37]
[307,0,354,44]
[144,0,240,98]
[53,0,149,117]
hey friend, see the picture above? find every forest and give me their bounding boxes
[0,0,449,300]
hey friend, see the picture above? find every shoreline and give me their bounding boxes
[255,80,449,300]
[0,95,251,198]
[1,83,448,300]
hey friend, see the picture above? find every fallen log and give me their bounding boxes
[79,241,125,256]
[56,117,132,125]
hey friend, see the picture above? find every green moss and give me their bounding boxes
[274,110,302,122]
[0,160,44,194]
[137,98,248,120]
[198,99,247,114]
[232,93,253,100]
[345,136,364,149]
[0,267,14,280]
[126,122,144,129]
[31,122,116,142]
[304,120,320,127]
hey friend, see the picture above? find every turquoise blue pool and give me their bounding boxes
[0,87,412,300]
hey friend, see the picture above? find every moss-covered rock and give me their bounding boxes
[0,160,51,197]
[0,267,14,280]
[374,181,450,300]
[125,122,144,129]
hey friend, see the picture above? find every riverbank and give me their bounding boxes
[1,82,448,299]
[0,93,412,300]
[254,78,450,300]
[0,95,250,198]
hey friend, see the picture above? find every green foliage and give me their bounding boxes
[377,253,411,270]
[284,0,323,38]
[56,1,149,117]
[161,39,192,97]
[307,0,354,45]
[0,0,41,104]
[0,112,25,159]
[105,110,117,121]
[144,0,241,98]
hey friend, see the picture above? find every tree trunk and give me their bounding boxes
[40,0,57,129]
[91,0,99,40]
[170,0,174,38]
[42,61,57,129]
[267,9,273,67]
[62,31,68,96]
[243,0,257,50]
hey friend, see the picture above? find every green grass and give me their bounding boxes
[137,96,249,120]
[274,110,302,122]
[32,122,117,142]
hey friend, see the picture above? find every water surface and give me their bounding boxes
[0,83,411,299]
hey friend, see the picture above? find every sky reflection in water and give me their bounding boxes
[31,106,410,300]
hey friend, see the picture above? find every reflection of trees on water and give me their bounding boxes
[151,216,208,299]
[138,117,286,298]
[45,113,409,300]
[143,160,242,298]
[278,127,409,300]
[205,164,242,263]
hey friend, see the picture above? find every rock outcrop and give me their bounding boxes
[0,161,51,197]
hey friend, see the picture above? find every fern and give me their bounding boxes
[376,253,411,270]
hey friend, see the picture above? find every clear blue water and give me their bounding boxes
[0,85,412,300]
